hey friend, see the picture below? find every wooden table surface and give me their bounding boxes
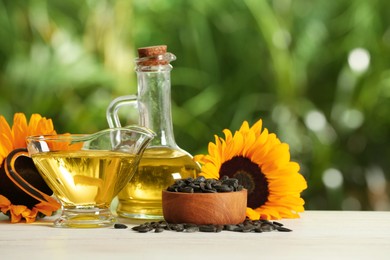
[1,210,389,259]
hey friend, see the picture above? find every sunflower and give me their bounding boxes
[194,119,307,220]
[0,113,61,223]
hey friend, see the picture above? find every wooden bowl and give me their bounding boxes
[162,189,247,225]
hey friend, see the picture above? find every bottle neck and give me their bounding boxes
[136,64,177,147]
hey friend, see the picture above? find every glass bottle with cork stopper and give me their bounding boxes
[106,45,200,219]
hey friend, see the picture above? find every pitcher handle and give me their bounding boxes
[106,94,138,128]
[4,148,60,206]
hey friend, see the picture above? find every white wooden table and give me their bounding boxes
[1,211,390,259]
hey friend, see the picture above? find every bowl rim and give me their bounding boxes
[162,188,247,195]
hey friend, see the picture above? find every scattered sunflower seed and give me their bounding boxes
[199,225,217,232]
[276,226,293,232]
[272,221,284,227]
[114,223,128,229]
[154,227,164,233]
[260,223,276,232]
[129,218,292,234]
[186,226,200,233]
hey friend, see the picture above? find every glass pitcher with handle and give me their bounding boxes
[26,125,155,228]
[106,45,200,220]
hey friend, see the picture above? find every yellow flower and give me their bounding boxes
[0,113,60,223]
[0,113,56,165]
[194,119,307,220]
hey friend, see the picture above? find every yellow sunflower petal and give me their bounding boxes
[207,140,222,166]
[200,163,220,179]
[33,116,55,135]
[218,136,226,158]
[204,154,221,166]
[35,199,61,216]
[0,135,12,165]
[225,131,244,160]
[273,203,302,217]
[0,116,12,139]
[268,174,307,191]
[27,113,43,133]
[193,154,205,163]
[209,136,220,157]
[12,113,29,148]
[246,207,260,220]
[21,207,37,222]
[9,205,28,223]
[0,116,14,165]
[254,205,282,220]
[24,208,39,223]
[223,129,233,143]
[246,128,270,163]
[242,130,256,157]
[238,120,250,134]
[261,143,290,167]
[0,195,11,212]
[250,119,263,136]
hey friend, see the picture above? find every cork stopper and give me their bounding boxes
[137,45,169,66]
[138,45,167,58]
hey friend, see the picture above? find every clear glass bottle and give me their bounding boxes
[107,45,200,219]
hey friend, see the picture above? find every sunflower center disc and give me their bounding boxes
[219,156,269,209]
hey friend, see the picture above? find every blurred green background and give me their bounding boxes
[1,0,389,211]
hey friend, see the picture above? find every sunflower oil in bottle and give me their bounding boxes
[107,45,201,219]
[116,147,199,218]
